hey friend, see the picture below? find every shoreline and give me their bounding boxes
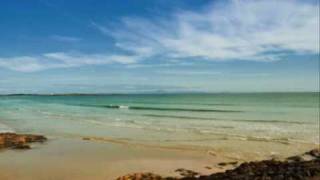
[0,91,318,96]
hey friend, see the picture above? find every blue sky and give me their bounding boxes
[0,0,319,94]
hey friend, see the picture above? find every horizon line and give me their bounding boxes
[0,91,319,96]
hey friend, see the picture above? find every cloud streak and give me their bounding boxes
[0,52,137,72]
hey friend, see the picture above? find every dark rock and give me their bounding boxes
[218,161,238,166]
[287,155,304,162]
[116,172,164,180]
[175,168,199,178]
[217,162,227,166]
[306,149,320,158]
[12,142,31,149]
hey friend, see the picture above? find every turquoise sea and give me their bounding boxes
[0,93,319,155]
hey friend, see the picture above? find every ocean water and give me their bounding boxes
[0,93,319,155]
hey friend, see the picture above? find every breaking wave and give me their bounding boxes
[78,104,242,113]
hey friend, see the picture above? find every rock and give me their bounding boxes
[175,168,199,178]
[0,133,47,150]
[306,149,320,158]
[13,143,31,149]
[218,161,238,166]
[218,162,227,166]
[287,155,304,162]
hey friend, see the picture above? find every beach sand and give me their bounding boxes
[0,136,318,180]
[0,137,222,180]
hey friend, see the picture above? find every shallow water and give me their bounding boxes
[0,93,319,156]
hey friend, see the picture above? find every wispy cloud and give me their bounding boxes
[156,70,222,76]
[0,52,137,72]
[50,35,82,43]
[99,0,319,61]
[125,62,194,69]
[0,56,45,72]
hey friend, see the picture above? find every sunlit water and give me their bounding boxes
[0,93,319,157]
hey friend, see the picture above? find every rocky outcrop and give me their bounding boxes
[116,149,320,180]
[0,133,47,149]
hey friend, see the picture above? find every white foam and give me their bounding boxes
[119,105,129,109]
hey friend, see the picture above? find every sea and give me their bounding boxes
[0,92,319,157]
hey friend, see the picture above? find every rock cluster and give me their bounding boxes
[0,133,47,149]
[116,149,320,180]
[116,173,165,180]
[204,159,320,180]
[175,168,200,178]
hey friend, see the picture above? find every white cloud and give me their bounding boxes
[0,52,137,72]
[102,0,319,61]
[0,56,45,72]
[43,52,138,65]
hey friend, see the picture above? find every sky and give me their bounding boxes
[0,0,319,94]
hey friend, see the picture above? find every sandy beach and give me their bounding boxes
[0,137,222,179]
